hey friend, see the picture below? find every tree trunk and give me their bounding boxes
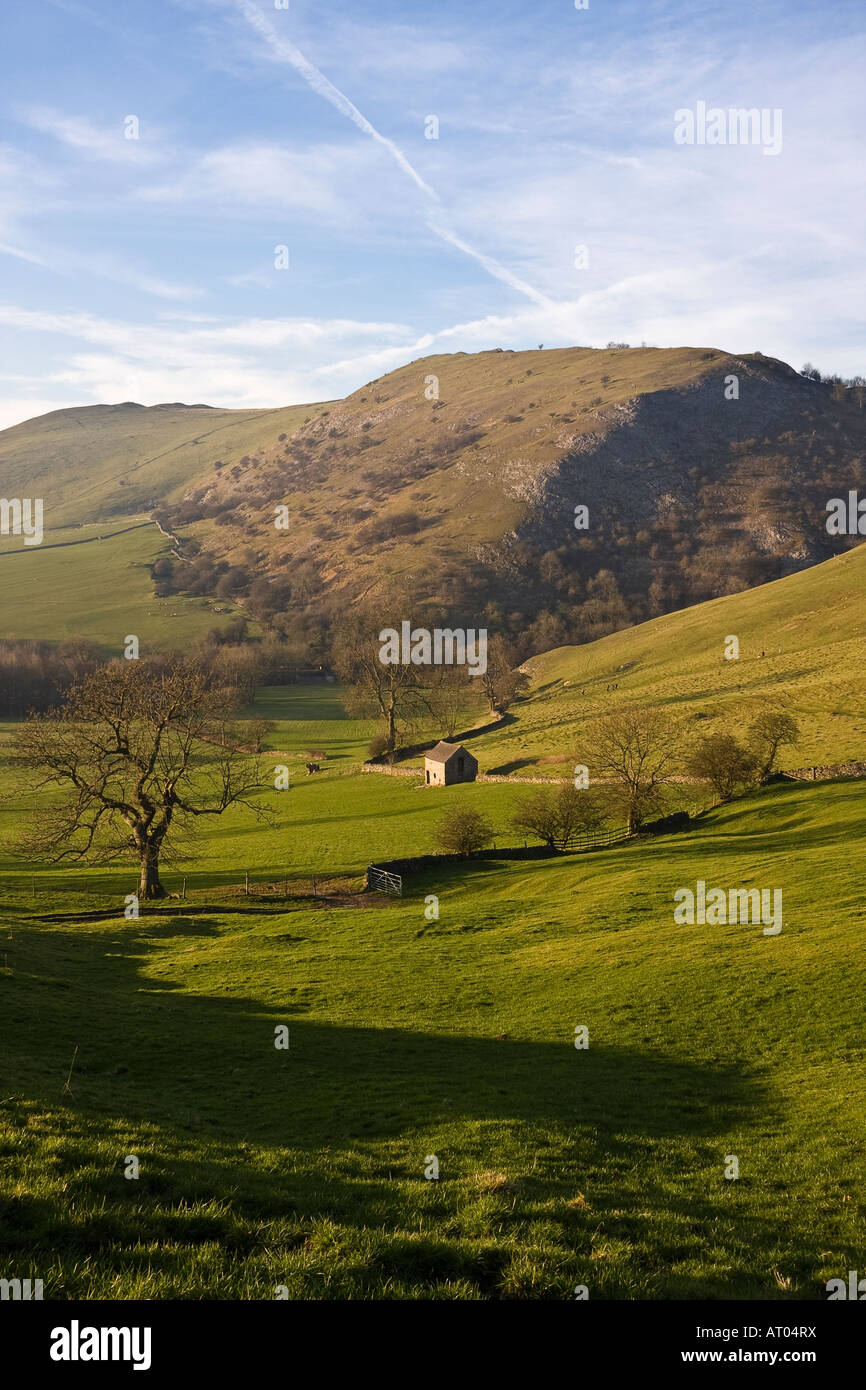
[139,845,166,899]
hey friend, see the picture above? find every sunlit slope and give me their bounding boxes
[3,344,864,654]
[203,344,779,586]
[470,541,866,772]
[1,778,864,1297]
[0,400,325,527]
[0,521,246,650]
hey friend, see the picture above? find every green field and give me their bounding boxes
[2,778,864,1298]
[0,401,325,527]
[0,725,568,898]
[246,684,383,771]
[0,520,247,652]
[2,535,865,1300]
[465,541,866,776]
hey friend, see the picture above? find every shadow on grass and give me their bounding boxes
[131,916,223,939]
[3,915,839,1299]
[486,757,536,775]
[646,667,818,710]
[4,924,769,1155]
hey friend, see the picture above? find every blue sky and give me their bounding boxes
[0,0,863,427]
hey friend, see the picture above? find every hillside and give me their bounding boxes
[2,345,865,658]
[463,539,866,775]
[3,777,864,1297]
[0,400,325,530]
[0,522,248,650]
[160,345,866,649]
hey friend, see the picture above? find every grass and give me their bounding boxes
[1,778,864,1298]
[0,520,248,651]
[467,541,866,775]
[0,401,325,527]
[243,684,380,768]
[1,519,864,1299]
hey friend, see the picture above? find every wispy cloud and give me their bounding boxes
[137,140,372,218]
[430,224,552,309]
[16,105,161,163]
[0,217,200,301]
[0,304,413,359]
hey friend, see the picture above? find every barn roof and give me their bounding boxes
[425,741,475,764]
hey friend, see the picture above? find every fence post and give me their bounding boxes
[182,877,186,900]
[245,871,249,896]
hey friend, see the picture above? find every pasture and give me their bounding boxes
[2,539,864,1300]
[1,778,864,1298]
[0,521,246,651]
[0,682,698,902]
[468,542,866,776]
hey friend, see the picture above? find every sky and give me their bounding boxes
[0,0,863,429]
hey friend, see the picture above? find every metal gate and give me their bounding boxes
[367,865,403,896]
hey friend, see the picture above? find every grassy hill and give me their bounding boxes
[3,345,865,655]
[463,540,866,774]
[0,400,325,528]
[0,521,248,651]
[2,777,863,1297]
[169,345,866,636]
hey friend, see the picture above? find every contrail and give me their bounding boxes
[430,224,552,308]
[234,0,437,200]
[232,0,550,307]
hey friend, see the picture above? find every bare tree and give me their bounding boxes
[687,732,756,801]
[554,783,605,844]
[434,807,494,856]
[511,783,604,848]
[510,787,560,848]
[748,709,800,782]
[427,665,470,739]
[14,659,268,899]
[333,613,431,754]
[245,716,276,753]
[479,635,529,713]
[588,707,681,833]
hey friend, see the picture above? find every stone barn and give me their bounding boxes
[424,741,478,787]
